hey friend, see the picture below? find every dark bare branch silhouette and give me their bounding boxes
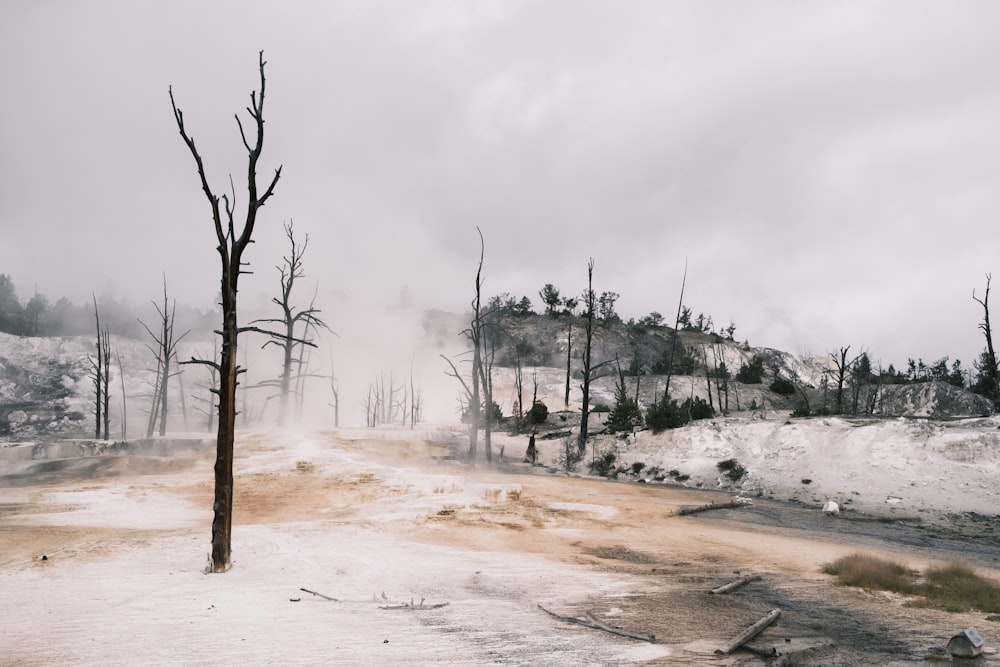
[169,51,282,573]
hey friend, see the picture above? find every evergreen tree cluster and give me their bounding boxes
[645,395,714,432]
[0,273,215,339]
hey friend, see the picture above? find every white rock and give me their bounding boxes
[822,501,840,515]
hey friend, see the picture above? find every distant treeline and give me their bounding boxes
[0,274,215,339]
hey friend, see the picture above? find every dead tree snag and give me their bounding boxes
[248,220,328,426]
[170,51,282,573]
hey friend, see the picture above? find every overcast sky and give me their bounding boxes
[3,1,1000,371]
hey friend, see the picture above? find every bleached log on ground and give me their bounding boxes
[379,597,449,610]
[709,574,762,595]
[715,608,781,655]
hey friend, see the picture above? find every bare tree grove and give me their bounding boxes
[139,277,188,438]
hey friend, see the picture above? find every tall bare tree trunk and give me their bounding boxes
[328,353,339,428]
[90,295,103,440]
[101,327,110,440]
[469,230,485,463]
[663,258,688,401]
[974,275,1000,411]
[116,350,127,440]
[564,321,572,410]
[701,342,713,411]
[170,51,282,573]
[579,259,596,453]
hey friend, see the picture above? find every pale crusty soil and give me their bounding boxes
[1,429,998,666]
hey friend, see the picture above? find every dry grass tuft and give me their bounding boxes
[823,553,916,594]
[915,562,1000,613]
[824,554,1000,613]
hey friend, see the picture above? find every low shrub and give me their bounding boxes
[527,400,548,424]
[716,458,747,482]
[769,377,796,396]
[589,451,617,478]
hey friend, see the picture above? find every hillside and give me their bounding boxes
[425,310,993,422]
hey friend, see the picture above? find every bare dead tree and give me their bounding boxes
[115,350,127,440]
[710,338,729,414]
[576,260,616,459]
[409,353,421,429]
[89,296,102,440]
[578,259,602,453]
[247,220,328,426]
[362,384,376,427]
[973,274,1000,410]
[101,323,110,441]
[828,346,862,415]
[328,352,340,428]
[442,229,489,463]
[177,370,190,431]
[564,319,572,410]
[362,370,406,427]
[513,345,525,432]
[663,258,688,401]
[700,341,714,412]
[88,295,111,441]
[170,51,282,573]
[139,277,189,438]
[469,230,486,462]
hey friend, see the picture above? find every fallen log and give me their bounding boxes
[380,597,449,610]
[537,604,655,642]
[584,612,656,642]
[677,498,752,516]
[300,587,339,601]
[709,574,762,595]
[716,608,781,655]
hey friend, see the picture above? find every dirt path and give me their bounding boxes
[1,430,998,665]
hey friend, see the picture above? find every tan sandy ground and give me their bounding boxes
[1,429,998,666]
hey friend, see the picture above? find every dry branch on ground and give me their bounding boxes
[537,604,655,642]
[677,498,752,516]
[299,587,338,601]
